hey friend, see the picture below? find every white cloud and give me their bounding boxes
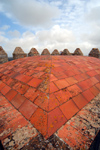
[0,25,10,30]
[8,30,20,38]
[0,25,76,56]
[85,6,100,22]
[0,0,60,28]
[0,0,100,57]
[36,25,75,44]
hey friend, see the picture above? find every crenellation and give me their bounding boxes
[13,47,27,60]
[0,46,8,64]
[0,46,100,64]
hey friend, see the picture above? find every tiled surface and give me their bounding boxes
[0,94,38,149]
[0,56,100,148]
[56,93,100,149]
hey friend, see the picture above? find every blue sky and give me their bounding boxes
[0,0,100,56]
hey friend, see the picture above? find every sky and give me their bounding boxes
[0,0,100,57]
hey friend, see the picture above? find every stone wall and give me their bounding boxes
[28,48,39,56]
[0,46,100,64]
[51,49,59,55]
[41,49,50,55]
[89,48,100,58]
[73,48,83,56]
[13,47,27,60]
[0,46,8,64]
[13,53,27,60]
[61,49,70,55]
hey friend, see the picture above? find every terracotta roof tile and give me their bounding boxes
[0,55,100,149]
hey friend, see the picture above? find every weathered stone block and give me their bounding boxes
[0,46,8,64]
[13,47,27,60]
[89,48,100,58]
[28,48,39,56]
[41,49,50,55]
[51,49,59,55]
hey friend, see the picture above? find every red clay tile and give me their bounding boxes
[13,82,29,95]
[95,74,100,81]
[81,73,89,80]
[57,123,88,149]
[30,108,47,136]
[13,81,22,89]
[68,114,94,140]
[67,84,82,97]
[95,82,100,91]
[19,100,37,119]
[18,84,29,95]
[11,94,26,109]
[54,88,72,104]
[6,78,17,87]
[82,89,95,102]
[95,69,100,74]
[24,87,41,102]
[0,55,100,140]
[50,74,57,82]
[48,107,67,137]
[19,68,27,74]
[8,116,28,132]
[90,86,100,96]
[10,72,21,78]
[32,72,45,78]
[28,77,42,87]
[85,78,93,88]
[24,70,35,76]
[15,74,32,83]
[60,99,79,120]
[64,70,75,77]
[38,76,49,93]
[52,67,64,73]
[48,93,60,111]
[65,77,78,86]
[1,85,11,95]
[54,79,69,89]
[77,80,89,91]
[73,69,81,75]
[55,71,68,79]
[39,73,49,80]
[50,82,58,93]
[34,93,49,111]
[87,70,97,77]
[90,77,99,85]
[72,94,88,109]
[0,81,6,91]
[34,67,46,71]
[1,75,10,83]
[5,89,17,101]
[74,74,84,82]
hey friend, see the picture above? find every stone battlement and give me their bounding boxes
[0,46,100,64]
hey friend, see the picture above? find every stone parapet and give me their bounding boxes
[28,48,39,56]
[41,48,50,55]
[89,48,100,58]
[73,48,83,56]
[13,47,27,60]
[0,46,8,64]
[51,49,59,55]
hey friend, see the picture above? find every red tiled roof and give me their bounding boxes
[0,55,100,149]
